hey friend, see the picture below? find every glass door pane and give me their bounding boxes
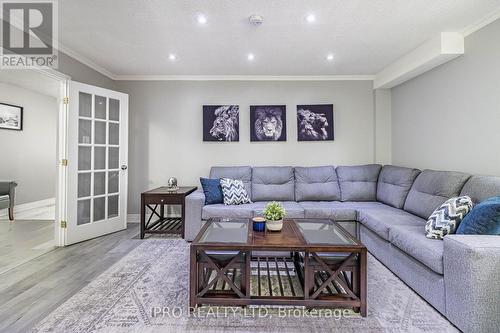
[76,90,121,225]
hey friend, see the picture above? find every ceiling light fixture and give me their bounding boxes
[326,54,334,61]
[248,15,264,26]
[168,54,177,61]
[247,53,255,61]
[196,14,207,24]
[306,14,316,23]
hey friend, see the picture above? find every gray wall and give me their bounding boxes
[58,52,117,90]
[116,80,375,213]
[0,83,57,204]
[391,19,500,176]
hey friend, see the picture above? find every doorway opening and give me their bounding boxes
[0,68,67,273]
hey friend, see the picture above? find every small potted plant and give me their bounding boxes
[262,201,286,231]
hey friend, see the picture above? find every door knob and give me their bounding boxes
[121,165,128,170]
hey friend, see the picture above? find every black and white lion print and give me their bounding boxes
[208,105,239,141]
[297,105,334,141]
[252,106,286,141]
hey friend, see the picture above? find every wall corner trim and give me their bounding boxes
[373,32,464,89]
[57,43,118,80]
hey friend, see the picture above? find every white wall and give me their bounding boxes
[0,83,57,204]
[117,80,375,213]
[391,18,500,176]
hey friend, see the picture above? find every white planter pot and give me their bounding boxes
[266,219,283,231]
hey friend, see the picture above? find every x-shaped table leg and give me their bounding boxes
[310,252,358,300]
[197,251,245,298]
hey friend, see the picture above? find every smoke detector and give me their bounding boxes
[248,15,263,26]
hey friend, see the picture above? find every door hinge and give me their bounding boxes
[63,97,69,104]
[60,220,67,228]
[61,159,68,166]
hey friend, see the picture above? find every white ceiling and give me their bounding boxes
[58,0,500,77]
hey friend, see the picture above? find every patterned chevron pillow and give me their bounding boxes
[220,178,252,205]
[425,196,473,240]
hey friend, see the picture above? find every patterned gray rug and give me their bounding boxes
[32,239,458,333]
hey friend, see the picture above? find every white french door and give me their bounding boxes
[66,81,128,245]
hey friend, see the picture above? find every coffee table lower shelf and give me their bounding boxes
[189,252,366,316]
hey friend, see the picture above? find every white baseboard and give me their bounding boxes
[0,198,55,217]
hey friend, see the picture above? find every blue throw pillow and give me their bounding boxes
[200,178,223,205]
[456,196,500,235]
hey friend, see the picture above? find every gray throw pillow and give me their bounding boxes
[425,196,473,240]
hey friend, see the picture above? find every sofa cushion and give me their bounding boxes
[202,203,259,219]
[460,175,500,204]
[299,201,357,221]
[253,201,305,219]
[329,201,388,211]
[210,166,252,197]
[425,196,473,240]
[294,166,341,201]
[251,166,294,201]
[403,170,471,219]
[336,164,382,201]
[377,165,421,209]
[357,205,427,241]
[280,201,305,218]
[389,224,444,274]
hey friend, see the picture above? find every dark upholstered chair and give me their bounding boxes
[0,181,17,220]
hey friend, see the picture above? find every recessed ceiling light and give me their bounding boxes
[168,54,177,61]
[197,14,207,24]
[305,14,316,23]
[247,53,255,61]
[326,54,334,61]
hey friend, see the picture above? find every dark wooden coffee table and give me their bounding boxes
[189,218,367,316]
[140,186,197,239]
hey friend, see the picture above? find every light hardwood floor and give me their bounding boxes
[0,223,142,333]
[0,203,57,274]
[0,219,55,275]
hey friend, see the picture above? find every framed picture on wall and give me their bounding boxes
[0,102,23,131]
[297,104,334,141]
[250,105,286,142]
[203,105,240,142]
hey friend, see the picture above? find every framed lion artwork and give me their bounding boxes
[296,104,334,141]
[250,105,286,142]
[203,105,240,142]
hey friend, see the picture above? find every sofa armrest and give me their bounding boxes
[184,190,205,241]
[444,235,500,333]
[0,181,17,208]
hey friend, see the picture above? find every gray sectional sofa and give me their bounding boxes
[185,165,500,333]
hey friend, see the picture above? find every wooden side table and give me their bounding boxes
[140,186,197,239]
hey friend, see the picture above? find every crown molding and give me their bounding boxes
[56,43,117,80]
[461,6,500,37]
[112,74,375,81]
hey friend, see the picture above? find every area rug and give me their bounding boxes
[32,239,458,333]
